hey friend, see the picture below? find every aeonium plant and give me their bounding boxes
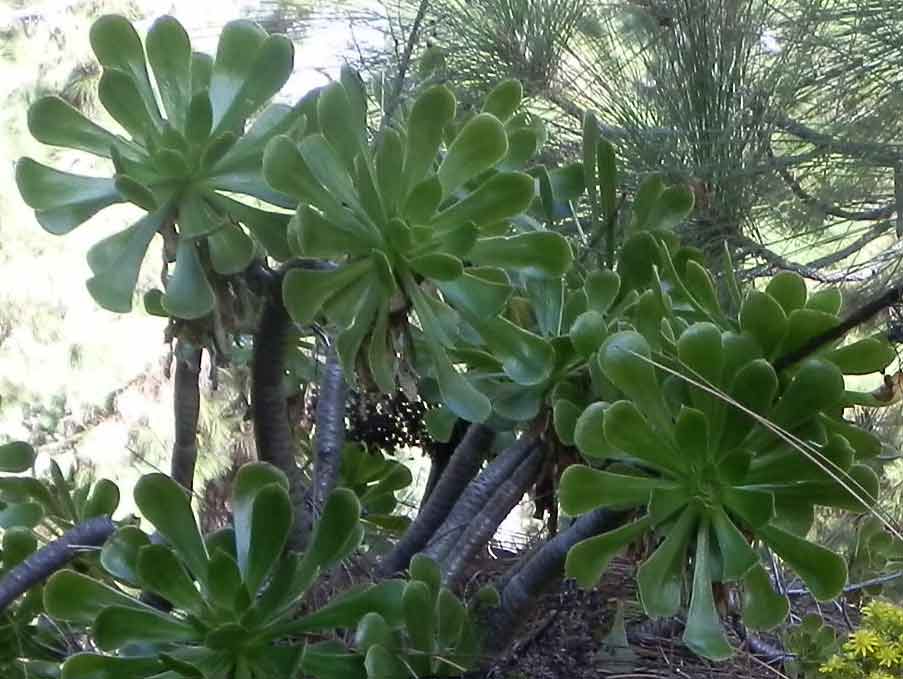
[261,77,574,424]
[16,15,303,320]
[558,254,899,659]
[44,462,411,678]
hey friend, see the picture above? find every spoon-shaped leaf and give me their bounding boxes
[438,113,508,196]
[768,359,844,430]
[364,644,408,679]
[16,158,121,235]
[82,479,120,519]
[86,206,168,313]
[574,402,620,459]
[147,16,192,131]
[282,258,372,325]
[403,85,456,196]
[560,466,672,515]
[306,488,362,568]
[90,15,161,124]
[740,291,787,358]
[431,345,492,423]
[318,81,364,172]
[682,518,733,660]
[300,640,367,679]
[0,502,43,529]
[61,653,164,679]
[604,403,684,477]
[430,172,535,230]
[470,232,572,278]
[566,515,653,588]
[44,570,151,623]
[231,463,289,580]
[825,337,896,375]
[100,526,149,585]
[481,80,522,122]
[437,267,512,319]
[637,506,697,618]
[134,473,209,585]
[585,270,620,314]
[161,240,216,320]
[766,271,807,313]
[711,507,757,581]
[598,331,671,433]
[98,69,159,143]
[206,193,292,261]
[376,129,404,216]
[806,287,842,315]
[742,564,790,630]
[94,606,199,651]
[208,221,254,275]
[286,580,406,634]
[719,358,778,452]
[27,96,131,158]
[211,27,293,135]
[0,441,35,473]
[137,544,206,616]
[244,484,293,595]
[469,315,554,385]
[759,523,848,601]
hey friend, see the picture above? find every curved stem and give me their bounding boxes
[483,507,626,654]
[422,433,538,566]
[0,517,115,614]
[443,443,544,587]
[377,423,494,577]
[310,344,348,512]
[170,342,202,493]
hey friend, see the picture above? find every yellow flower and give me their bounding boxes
[874,643,900,668]
[818,654,847,674]
[844,629,882,657]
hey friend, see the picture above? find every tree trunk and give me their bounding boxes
[376,423,494,577]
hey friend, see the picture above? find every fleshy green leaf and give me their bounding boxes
[231,463,289,580]
[711,507,757,581]
[376,129,404,216]
[404,85,456,196]
[436,587,465,648]
[244,484,293,594]
[553,399,581,447]
[137,544,206,616]
[481,79,522,122]
[61,653,164,679]
[306,488,362,568]
[566,515,653,588]
[100,526,150,585]
[560,466,671,514]
[438,113,508,196]
[757,523,847,601]
[682,519,733,660]
[574,401,620,459]
[637,506,696,617]
[585,270,620,314]
[766,272,807,313]
[82,479,120,519]
[44,570,150,623]
[210,22,293,135]
[282,258,372,325]
[288,580,406,634]
[94,606,199,651]
[432,345,491,423]
[98,69,158,142]
[469,232,572,278]
[825,337,896,375]
[161,240,216,320]
[207,222,254,275]
[134,473,209,585]
[318,81,363,172]
[147,16,192,131]
[570,311,608,358]
[739,291,787,357]
[0,441,35,473]
[15,157,121,235]
[90,15,161,124]
[27,96,129,158]
[86,205,169,313]
[431,172,536,230]
[437,267,512,318]
[469,315,554,385]
[742,564,790,630]
[0,502,43,529]
[301,640,367,679]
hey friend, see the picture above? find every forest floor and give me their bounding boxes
[480,554,849,679]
